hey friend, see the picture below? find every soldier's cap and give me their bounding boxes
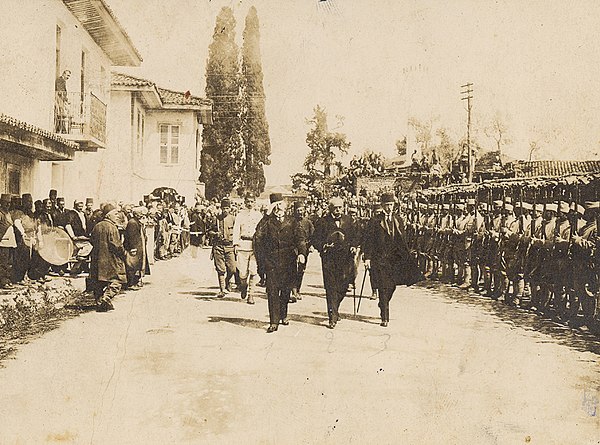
[269,193,283,204]
[558,201,570,214]
[479,202,489,211]
[1,193,12,204]
[22,193,33,202]
[521,202,533,211]
[545,203,558,212]
[466,198,476,206]
[57,197,65,203]
[442,204,450,210]
[380,192,395,204]
[348,206,358,213]
[504,197,512,204]
[456,203,465,210]
[584,201,600,210]
[493,200,503,208]
[221,198,231,208]
[504,203,514,212]
[329,197,344,207]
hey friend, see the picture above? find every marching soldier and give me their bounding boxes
[208,198,237,298]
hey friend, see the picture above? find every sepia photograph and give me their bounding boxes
[0,0,599,443]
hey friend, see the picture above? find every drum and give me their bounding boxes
[37,227,74,266]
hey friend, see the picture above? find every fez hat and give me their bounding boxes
[380,193,395,204]
[57,197,65,203]
[221,198,231,208]
[22,193,33,203]
[545,203,558,212]
[49,189,57,199]
[0,194,11,204]
[11,196,22,207]
[269,193,283,204]
[86,197,94,205]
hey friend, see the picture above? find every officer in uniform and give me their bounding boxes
[208,198,237,298]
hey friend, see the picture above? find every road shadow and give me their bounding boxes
[208,316,267,330]
[287,313,329,327]
[419,280,600,356]
[311,311,381,325]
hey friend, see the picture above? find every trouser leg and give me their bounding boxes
[267,284,280,325]
[378,287,394,322]
[279,289,290,321]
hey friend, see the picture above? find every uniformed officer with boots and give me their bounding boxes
[208,198,237,298]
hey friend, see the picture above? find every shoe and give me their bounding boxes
[280,318,289,326]
[1,283,14,290]
[369,293,377,300]
[216,291,225,298]
[241,288,247,299]
[247,295,255,305]
[380,321,388,327]
[266,324,278,333]
[289,296,297,303]
[296,294,302,301]
[328,321,336,329]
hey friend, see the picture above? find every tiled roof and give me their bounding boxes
[157,88,212,107]
[111,72,154,87]
[0,114,78,150]
[511,160,600,178]
[111,72,211,108]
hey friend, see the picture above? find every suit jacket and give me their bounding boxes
[362,212,422,288]
[66,210,87,237]
[254,214,307,289]
[312,214,359,290]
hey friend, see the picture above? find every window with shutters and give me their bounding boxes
[159,124,179,164]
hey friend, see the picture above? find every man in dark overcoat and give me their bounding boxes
[362,193,422,326]
[90,204,127,311]
[312,197,360,329]
[123,206,150,289]
[254,193,308,333]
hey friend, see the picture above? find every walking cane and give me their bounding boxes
[356,267,369,314]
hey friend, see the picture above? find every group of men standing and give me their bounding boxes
[406,192,600,329]
[208,192,421,333]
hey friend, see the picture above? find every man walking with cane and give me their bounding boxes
[362,193,422,326]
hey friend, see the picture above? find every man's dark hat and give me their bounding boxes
[57,197,65,203]
[270,193,283,204]
[85,197,94,205]
[1,194,11,204]
[221,198,231,208]
[101,203,117,215]
[22,193,33,202]
[380,193,395,204]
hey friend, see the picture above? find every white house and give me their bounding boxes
[0,0,142,202]
[105,73,212,205]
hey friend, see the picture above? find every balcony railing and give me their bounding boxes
[54,91,106,149]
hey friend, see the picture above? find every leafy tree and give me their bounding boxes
[304,105,351,177]
[240,6,271,196]
[484,112,512,154]
[201,7,243,199]
[408,116,438,154]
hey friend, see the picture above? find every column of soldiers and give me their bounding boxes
[404,179,600,332]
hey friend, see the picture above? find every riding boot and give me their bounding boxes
[218,274,227,297]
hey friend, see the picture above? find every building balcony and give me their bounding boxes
[54,91,106,151]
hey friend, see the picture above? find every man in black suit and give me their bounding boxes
[254,193,308,333]
[312,197,360,329]
[362,193,422,326]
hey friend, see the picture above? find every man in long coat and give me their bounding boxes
[254,193,308,333]
[362,193,422,326]
[123,206,150,289]
[312,197,359,329]
[90,204,127,311]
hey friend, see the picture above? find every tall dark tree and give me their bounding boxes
[240,6,271,196]
[201,7,243,199]
[304,105,350,177]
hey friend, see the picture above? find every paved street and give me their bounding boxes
[1,249,599,445]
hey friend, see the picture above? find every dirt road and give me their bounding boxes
[0,249,599,444]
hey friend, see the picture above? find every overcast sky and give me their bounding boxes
[107,0,600,185]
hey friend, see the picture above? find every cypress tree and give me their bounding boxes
[240,6,271,196]
[201,7,243,199]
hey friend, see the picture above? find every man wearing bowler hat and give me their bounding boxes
[362,192,422,326]
[254,193,308,332]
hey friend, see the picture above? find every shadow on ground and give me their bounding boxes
[420,280,600,356]
[208,316,266,330]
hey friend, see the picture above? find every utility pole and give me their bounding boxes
[461,83,473,182]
